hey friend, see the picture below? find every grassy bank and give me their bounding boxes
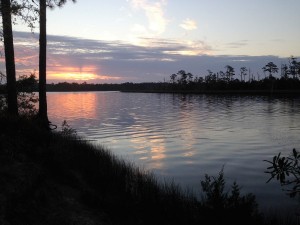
[0,116,297,225]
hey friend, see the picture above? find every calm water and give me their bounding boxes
[47,92,300,211]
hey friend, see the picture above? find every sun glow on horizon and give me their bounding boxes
[47,66,97,81]
[50,72,98,81]
[46,66,122,82]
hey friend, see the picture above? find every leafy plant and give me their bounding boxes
[16,74,39,116]
[200,169,261,225]
[0,72,7,112]
[264,148,300,198]
[60,120,77,136]
[0,73,39,115]
[201,169,258,210]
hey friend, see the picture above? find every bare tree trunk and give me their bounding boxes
[1,0,18,116]
[38,0,49,126]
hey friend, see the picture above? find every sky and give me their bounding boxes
[2,0,300,83]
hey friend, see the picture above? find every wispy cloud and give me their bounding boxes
[226,40,249,49]
[180,18,198,31]
[0,32,290,83]
[129,0,168,35]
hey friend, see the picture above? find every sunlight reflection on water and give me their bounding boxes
[47,91,300,211]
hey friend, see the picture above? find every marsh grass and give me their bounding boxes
[0,115,200,224]
[44,132,200,225]
[0,115,297,225]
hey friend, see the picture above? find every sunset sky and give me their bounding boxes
[2,0,300,83]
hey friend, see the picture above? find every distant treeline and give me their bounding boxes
[43,76,300,94]
[1,58,300,94]
[46,82,121,92]
[46,58,300,94]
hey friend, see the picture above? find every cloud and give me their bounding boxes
[180,18,198,31]
[226,40,249,49]
[0,32,293,83]
[129,0,168,35]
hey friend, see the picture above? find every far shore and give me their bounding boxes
[1,89,298,96]
[120,89,300,95]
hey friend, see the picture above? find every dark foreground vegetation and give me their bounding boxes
[0,116,257,225]
[1,2,297,223]
[0,115,299,225]
[0,67,299,225]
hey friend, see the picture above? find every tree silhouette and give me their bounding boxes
[1,0,38,116]
[37,0,76,127]
[225,65,235,81]
[288,56,300,79]
[205,70,217,83]
[38,0,47,125]
[1,0,18,116]
[170,73,177,84]
[262,62,278,78]
[178,70,188,85]
[240,67,247,82]
[280,64,289,79]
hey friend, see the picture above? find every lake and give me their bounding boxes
[47,91,300,212]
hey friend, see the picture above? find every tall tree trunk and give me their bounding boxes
[38,0,49,126]
[1,0,18,116]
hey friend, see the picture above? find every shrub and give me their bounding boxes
[200,169,262,225]
[265,148,300,198]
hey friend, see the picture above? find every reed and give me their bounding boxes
[0,115,297,225]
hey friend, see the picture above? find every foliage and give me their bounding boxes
[0,116,199,225]
[10,0,39,30]
[169,70,193,87]
[288,56,300,79]
[0,73,38,115]
[262,62,278,78]
[17,91,38,116]
[264,148,300,198]
[0,95,5,112]
[3,0,77,32]
[16,74,38,116]
[152,59,300,94]
[1,116,298,224]
[60,120,77,136]
[199,169,262,225]
[201,169,260,218]
[225,65,235,81]
[240,66,248,81]
[0,72,6,112]
[46,0,77,8]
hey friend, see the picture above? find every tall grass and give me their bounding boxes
[43,131,201,225]
[0,115,298,225]
[0,116,200,224]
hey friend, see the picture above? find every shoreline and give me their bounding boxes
[33,89,300,96]
[120,89,300,96]
[0,116,299,224]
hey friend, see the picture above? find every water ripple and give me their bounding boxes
[48,92,300,210]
